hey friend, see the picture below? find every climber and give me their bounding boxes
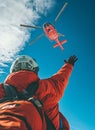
[0,55,78,130]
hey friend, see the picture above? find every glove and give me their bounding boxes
[64,55,78,66]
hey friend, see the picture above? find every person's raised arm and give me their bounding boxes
[49,55,78,101]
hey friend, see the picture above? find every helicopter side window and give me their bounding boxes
[48,29,51,32]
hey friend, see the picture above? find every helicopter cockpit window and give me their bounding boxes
[44,23,51,28]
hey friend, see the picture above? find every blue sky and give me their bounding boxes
[0,0,95,130]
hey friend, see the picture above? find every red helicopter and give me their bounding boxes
[20,2,68,50]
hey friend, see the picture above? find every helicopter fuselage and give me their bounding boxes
[43,22,58,41]
[43,22,67,50]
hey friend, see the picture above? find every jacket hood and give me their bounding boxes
[4,70,40,92]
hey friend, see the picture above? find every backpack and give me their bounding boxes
[0,82,56,130]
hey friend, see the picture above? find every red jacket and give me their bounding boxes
[0,63,73,130]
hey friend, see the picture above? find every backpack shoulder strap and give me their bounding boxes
[25,81,39,97]
[18,81,39,99]
[0,83,19,103]
[3,84,18,98]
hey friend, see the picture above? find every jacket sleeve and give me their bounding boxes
[50,63,73,101]
[37,63,73,103]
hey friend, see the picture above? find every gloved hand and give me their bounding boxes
[64,55,78,66]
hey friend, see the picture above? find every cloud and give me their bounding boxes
[0,70,5,74]
[0,0,55,74]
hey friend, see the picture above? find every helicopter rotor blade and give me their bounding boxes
[54,2,68,24]
[29,33,44,45]
[20,24,42,29]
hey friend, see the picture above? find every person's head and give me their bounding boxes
[10,55,39,74]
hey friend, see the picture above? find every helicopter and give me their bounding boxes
[20,2,68,50]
